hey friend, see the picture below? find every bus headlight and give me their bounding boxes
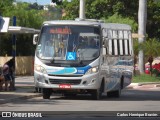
[85,66,99,75]
[34,64,47,74]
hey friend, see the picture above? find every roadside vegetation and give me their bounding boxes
[133,74,160,83]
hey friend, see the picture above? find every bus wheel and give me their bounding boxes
[92,89,100,100]
[107,85,121,98]
[42,88,52,99]
[91,82,103,100]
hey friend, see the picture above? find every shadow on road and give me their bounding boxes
[21,88,160,102]
[1,88,160,106]
[50,89,160,101]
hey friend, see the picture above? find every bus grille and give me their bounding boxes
[48,74,83,77]
[49,79,81,85]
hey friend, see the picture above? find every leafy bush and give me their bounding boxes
[152,67,160,77]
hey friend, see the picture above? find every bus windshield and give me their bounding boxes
[36,25,100,61]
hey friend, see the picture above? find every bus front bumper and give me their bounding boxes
[34,72,101,90]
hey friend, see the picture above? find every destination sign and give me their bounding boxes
[49,28,71,34]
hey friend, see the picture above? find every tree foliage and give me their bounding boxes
[0,2,45,56]
[104,13,138,32]
[61,0,79,20]
[61,0,160,40]
[147,0,160,39]
[0,0,14,15]
[143,39,160,60]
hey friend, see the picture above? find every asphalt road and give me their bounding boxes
[0,88,160,111]
[0,91,160,120]
[0,76,160,119]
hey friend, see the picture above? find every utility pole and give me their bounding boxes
[79,0,85,19]
[138,0,147,74]
[0,16,2,55]
[10,16,16,90]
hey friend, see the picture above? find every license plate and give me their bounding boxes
[59,84,71,89]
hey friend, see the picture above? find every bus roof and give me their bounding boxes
[101,23,131,30]
[43,20,131,31]
[43,20,101,27]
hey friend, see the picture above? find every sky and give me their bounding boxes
[17,0,71,5]
[17,0,52,5]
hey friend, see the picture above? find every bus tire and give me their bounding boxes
[107,84,121,98]
[113,88,121,97]
[42,88,52,99]
[91,81,103,100]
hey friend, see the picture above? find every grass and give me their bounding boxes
[133,74,160,83]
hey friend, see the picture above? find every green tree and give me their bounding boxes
[62,0,79,20]
[0,0,14,15]
[147,0,160,39]
[0,2,44,56]
[61,0,160,41]
[104,13,138,32]
[61,0,138,20]
[47,5,61,20]
[4,2,44,28]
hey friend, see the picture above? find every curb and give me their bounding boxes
[154,84,160,87]
[127,83,139,89]
[127,82,160,89]
[137,82,160,86]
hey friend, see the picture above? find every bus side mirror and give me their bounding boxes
[33,34,39,45]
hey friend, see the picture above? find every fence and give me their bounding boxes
[0,56,34,75]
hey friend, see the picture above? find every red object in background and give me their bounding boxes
[145,66,150,74]
[158,64,160,71]
[145,63,160,74]
[154,64,158,69]
[153,63,160,71]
